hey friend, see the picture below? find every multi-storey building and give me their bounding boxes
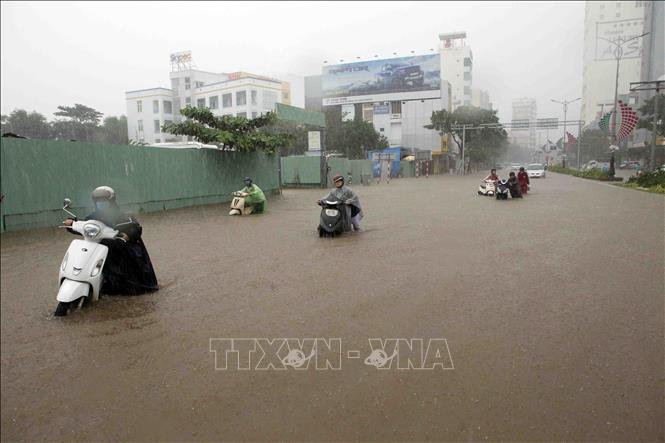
[439,31,473,109]
[511,97,538,150]
[125,52,290,144]
[580,1,646,125]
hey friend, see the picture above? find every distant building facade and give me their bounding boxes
[439,32,473,109]
[471,88,492,110]
[581,1,646,125]
[511,97,538,150]
[125,52,290,144]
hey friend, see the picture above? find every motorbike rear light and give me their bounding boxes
[90,259,104,277]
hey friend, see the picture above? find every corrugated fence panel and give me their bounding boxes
[0,139,279,232]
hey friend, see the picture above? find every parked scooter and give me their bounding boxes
[229,191,253,216]
[317,199,346,237]
[55,198,128,316]
[495,180,510,200]
[478,180,496,196]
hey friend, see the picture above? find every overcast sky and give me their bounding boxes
[1,1,585,123]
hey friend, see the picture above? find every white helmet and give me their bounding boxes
[91,186,116,201]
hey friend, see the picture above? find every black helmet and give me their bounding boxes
[243,177,252,185]
[91,186,115,202]
[332,174,344,184]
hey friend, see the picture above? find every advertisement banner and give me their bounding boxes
[322,54,441,105]
[595,19,644,61]
[341,104,355,121]
[373,104,390,115]
[308,131,321,151]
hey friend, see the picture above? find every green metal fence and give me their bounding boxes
[280,155,373,188]
[0,139,279,232]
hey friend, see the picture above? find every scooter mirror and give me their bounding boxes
[63,198,72,209]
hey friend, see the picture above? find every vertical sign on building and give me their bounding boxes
[308,131,321,151]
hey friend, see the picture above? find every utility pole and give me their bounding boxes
[630,80,664,171]
[461,125,466,175]
[577,120,582,169]
[551,97,581,167]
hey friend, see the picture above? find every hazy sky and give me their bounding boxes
[1,1,585,123]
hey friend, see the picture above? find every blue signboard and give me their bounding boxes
[367,147,402,177]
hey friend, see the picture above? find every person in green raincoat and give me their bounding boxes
[239,177,266,214]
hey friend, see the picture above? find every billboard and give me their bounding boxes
[595,19,644,61]
[341,104,355,121]
[322,54,441,105]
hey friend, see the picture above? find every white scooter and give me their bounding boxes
[229,191,253,216]
[55,198,127,316]
[478,179,496,196]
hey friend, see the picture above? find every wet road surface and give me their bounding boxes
[1,172,663,441]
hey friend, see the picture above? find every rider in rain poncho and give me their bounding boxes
[320,174,363,231]
[239,177,266,214]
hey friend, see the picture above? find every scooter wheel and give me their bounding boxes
[54,301,71,317]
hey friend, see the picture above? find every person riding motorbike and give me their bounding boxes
[237,177,266,214]
[63,186,159,295]
[317,174,363,232]
[507,172,523,198]
[484,169,500,182]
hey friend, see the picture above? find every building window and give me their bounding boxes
[164,119,173,127]
[154,120,161,133]
[171,78,179,90]
[185,77,191,90]
[197,98,206,108]
[195,81,204,88]
[155,138,161,143]
[464,58,472,67]
[362,104,373,122]
[616,12,620,17]
[237,112,247,118]
[464,72,472,81]
[209,96,219,109]
[390,101,401,114]
[185,97,191,105]
[236,90,247,106]
[464,86,471,95]
[252,111,257,119]
[262,90,278,110]
[251,90,258,105]
[137,120,143,132]
[153,100,159,113]
[163,100,172,114]
[222,93,232,108]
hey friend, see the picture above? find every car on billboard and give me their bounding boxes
[376,63,424,89]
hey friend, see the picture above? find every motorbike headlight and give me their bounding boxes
[83,223,101,239]
[61,252,69,272]
[90,258,104,277]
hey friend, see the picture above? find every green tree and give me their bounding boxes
[323,106,388,159]
[578,129,611,164]
[637,94,665,137]
[426,105,507,171]
[54,103,104,141]
[163,106,288,153]
[95,115,128,145]
[1,109,52,139]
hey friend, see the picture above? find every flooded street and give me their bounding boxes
[1,173,663,441]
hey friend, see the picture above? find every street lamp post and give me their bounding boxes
[551,97,581,168]
[598,32,649,144]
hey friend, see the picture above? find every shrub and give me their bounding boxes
[627,170,665,188]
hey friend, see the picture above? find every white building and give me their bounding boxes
[439,32,473,109]
[511,98,538,150]
[471,88,492,110]
[126,52,290,144]
[580,1,646,125]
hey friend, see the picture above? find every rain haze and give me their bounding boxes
[1,1,584,121]
[2,2,663,442]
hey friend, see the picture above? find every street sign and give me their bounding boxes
[308,131,321,151]
[511,119,530,131]
[536,118,559,129]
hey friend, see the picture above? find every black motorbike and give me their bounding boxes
[317,199,347,237]
[495,179,510,200]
